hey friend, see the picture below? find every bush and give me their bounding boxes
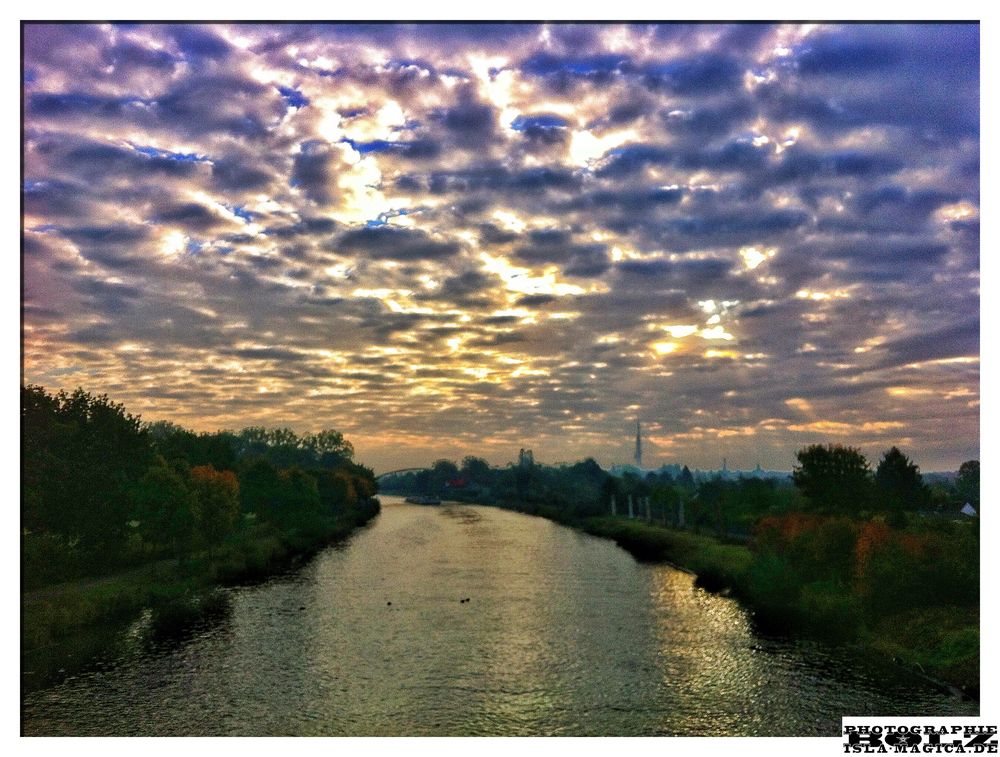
[799,581,864,641]
[744,554,803,631]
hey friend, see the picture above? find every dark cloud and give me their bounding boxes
[641,52,743,95]
[61,224,152,246]
[153,73,283,140]
[511,232,611,278]
[335,225,461,261]
[291,141,337,205]
[432,88,497,149]
[171,25,233,60]
[103,37,178,72]
[211,155,275,192]
[154,202,228,230]
[21,22,979,471]
[872,319,979,370]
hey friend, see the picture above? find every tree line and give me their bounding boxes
[22,385,377,585]
[383,443,978,670]
[382,444,979,535]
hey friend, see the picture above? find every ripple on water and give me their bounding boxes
[22,498,975,736]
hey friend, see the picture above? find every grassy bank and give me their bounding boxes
[577,516,978,698]
[22,500,380,682]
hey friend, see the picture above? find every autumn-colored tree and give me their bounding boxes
[190,465,240,545]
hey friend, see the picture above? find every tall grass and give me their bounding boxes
[579,515,977,694]
[22,503,380,660]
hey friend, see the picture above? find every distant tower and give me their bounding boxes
[634,420,643,469]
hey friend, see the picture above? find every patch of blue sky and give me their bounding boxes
[230,205,254,223]
[277,86,309,108]
[365,208,414,228]
[388,58,435,73]
[521,53,628,77]
[341,138,394,155]
[131,144,208,162]
[510,113,569,131]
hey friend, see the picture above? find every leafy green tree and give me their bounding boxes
[678,465,695,491]
[430,459,460,493]
[147,422,238,471]
[130,460,199,556]
[239,458,284,516]
[461,456,491,483]
[738,477,781,516]
[956,460,979,506]
[22,385,153,553]
[22,385,66,534]
[278,467,322,515]
[874,447,928,512]
[792,444,873,514]
[304,430,354,466]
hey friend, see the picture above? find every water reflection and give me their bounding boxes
[22,497,973,736]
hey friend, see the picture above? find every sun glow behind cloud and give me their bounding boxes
[21,22,980,472]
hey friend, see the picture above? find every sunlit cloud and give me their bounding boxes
[21,22,979,472]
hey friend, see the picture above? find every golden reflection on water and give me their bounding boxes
[22,497,976,736]
[647,567,774,735]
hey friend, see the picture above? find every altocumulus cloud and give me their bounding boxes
[22,22,979,472]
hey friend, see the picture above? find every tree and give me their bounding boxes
[304,430,354,466]
[874,447,927,512]
[147,422,238,471]
[678,465,695,491]
[22,385,66,534]
[956,460,979,507]
[239,458,284,516]
[430,459,459,493]
[792,444,873,514]
[131,460,199,556]
[278,467,322,519]
[314,468,356,512]
[460,456,491,483]
[22,385,153,552]
[190,465,241,545]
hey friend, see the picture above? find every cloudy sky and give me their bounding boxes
[22,23,979,472]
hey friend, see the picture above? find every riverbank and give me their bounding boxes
[22,499,380,689]
[578,516,978,700]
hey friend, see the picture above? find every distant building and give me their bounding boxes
[518,448,534,468]
[634,420,643,469]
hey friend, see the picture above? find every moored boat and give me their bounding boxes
[404,495,442,505]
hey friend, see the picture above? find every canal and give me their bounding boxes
[22,496,974,735]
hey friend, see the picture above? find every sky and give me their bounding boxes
[21,22,980,473]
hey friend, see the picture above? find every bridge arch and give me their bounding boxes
[375,467,429,480]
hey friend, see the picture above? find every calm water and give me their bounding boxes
[22,497,974,736]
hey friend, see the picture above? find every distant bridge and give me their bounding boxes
[375,467,429,480]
